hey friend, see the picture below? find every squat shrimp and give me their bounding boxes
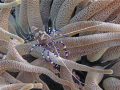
[29,26,68,67]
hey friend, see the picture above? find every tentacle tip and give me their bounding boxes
[106,69,113,74]
[20,39,25,44]
[34,83,43,89]
[110,69,113,74]
[15,0,21,5]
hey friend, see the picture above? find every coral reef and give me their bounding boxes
[0,0,120,90]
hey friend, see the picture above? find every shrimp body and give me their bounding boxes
[29,26,68,66]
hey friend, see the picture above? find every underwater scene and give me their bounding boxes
[0,0,120,90]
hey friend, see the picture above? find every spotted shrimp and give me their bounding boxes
[29,26,68,67]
